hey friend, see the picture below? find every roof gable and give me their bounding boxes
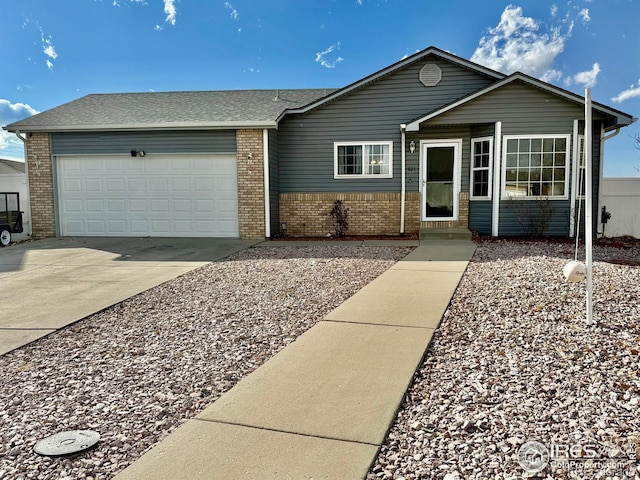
[406,72,636,131]
[279,46,505,119]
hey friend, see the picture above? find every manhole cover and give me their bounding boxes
[33,430,100,457]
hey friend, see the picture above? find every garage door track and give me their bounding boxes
[0,237,259,355]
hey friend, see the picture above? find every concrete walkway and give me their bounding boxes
[115,240,476,480]
[0,237,259,356]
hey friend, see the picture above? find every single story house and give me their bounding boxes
[3,46,636,240]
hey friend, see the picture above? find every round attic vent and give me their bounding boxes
[419,64,442,87]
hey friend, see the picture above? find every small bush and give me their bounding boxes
[329,200,349,237]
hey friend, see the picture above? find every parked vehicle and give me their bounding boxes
[0,192,24,246]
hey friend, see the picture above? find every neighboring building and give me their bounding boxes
[3,47,636,240]
[600,178,640,239]
[0,159,31,241]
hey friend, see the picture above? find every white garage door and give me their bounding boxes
[56,155,239,237]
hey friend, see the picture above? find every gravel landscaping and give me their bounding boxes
[0,245,411,480]
[368,240,640,480]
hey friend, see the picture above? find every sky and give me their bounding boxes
[1,0,639,176]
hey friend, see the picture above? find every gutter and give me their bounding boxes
[13,130,32,237]
[400,124,406,234]
[4,120,278,133]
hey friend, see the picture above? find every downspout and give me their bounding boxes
[400,124,406,234]
[14,130,32,237]
[597,125,620,236]
[262,129,271,238]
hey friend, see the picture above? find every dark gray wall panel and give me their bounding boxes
[498,200,570,236]
[469,201,492,235]
[52,130,237,155]
[268,129,280,235]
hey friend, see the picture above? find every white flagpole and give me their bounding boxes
[585,88,594,325]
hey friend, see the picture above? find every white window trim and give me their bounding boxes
[333,141,393,179]
[470,137,493,200]
[501,134,571,200]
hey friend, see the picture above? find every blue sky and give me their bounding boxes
[1,0,639,176]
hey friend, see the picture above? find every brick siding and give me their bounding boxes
[236,129,266,239]
[279,191,468,237]
[25,133,56,238]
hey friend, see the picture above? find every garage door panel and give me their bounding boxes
[86,200,104,212]
[172,178,191,191]
[86,220,106,234]
[85,178,103,192]
[107,199,125,213]
[106,178,125,192]
[108,220,127,234]
[57,155,239,237]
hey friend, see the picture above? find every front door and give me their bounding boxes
[421,141,461,221]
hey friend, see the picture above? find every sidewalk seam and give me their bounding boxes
[193,418,380,447]
[321,319,433,330]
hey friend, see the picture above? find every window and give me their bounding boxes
[334,142,393,178]
[470,137,493,199]
[502,135,570,199]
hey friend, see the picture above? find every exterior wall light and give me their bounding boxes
[409,141,416,153]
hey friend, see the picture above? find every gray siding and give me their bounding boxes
[469,201,492,235]
[268,129,280,235]
[277,55,496,193]
[498,200,571,236]
[428,81,609,133]
[51,130,236,155]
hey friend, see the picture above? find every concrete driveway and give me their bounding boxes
[0,237,259,356]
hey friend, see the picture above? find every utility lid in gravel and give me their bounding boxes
[33,430,100,457]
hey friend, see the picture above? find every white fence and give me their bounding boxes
[601,178,640,239]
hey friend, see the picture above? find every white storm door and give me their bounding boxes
[421,140,461,221]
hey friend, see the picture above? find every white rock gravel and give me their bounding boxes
[0,245,410,480]
[368,240,640,480]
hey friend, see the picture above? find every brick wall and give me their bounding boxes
[236,129,266,239]
[279,191,468,237]
[280,192,418,237]
[25,132,56,238]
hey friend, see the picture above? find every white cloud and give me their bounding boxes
[578,8,591,24]
[36,26,58,70]
[0,99,39,155]
[550,4,558,17]
[315,42,343,69]
[612,80,640,103]
[471,5,573,82]
[164,0,176,25]
[225,2,239,20]
[571,62,600,88]
[356,0,363,4]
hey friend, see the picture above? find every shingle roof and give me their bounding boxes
[4,89,335,132]
[0,159,26,174]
